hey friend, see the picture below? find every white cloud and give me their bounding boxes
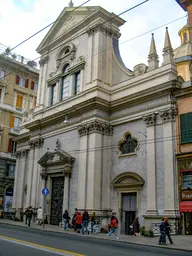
[0,0,188,69]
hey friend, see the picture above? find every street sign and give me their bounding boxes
[42,188,49,196]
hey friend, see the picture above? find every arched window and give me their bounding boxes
[61,64,70,100]
[184,32,188,43]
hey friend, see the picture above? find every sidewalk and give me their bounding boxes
[0,219,192,252]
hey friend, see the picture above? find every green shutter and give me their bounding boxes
[187,112,192,142]
[180,113,192,144]
[180,114,187,143]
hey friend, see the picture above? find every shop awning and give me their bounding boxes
[180,201,192,212]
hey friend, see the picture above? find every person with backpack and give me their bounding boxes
[164,217,173,244]
[107,213,119,240]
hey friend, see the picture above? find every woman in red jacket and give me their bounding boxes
[75,212,82,233]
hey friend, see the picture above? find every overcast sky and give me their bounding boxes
[0,0,187,70]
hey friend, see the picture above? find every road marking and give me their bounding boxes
[0,235,85,256]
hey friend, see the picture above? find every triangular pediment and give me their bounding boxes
[38,149,75,167]
[37,6,125,53]
[37,7,99,53]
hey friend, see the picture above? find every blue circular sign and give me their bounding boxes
[42,188,49,196]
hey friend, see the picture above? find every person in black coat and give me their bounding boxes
[158,218,166,245]
[82,210,89,234]
[63,210,70,231]
[164,217,173,244]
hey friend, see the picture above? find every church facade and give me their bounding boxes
[12,3,181,233]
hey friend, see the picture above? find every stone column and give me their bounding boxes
[77,126,88,209]
[26,141,35,207]
[160,107,177,215]
[17,149,29,209]
[143,113,157,215]
[31,138,44,209]
[40,172,48,216]
[12,151,22,209]
[63,172,70,213]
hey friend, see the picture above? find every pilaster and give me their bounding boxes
[26,141,35,207]
[17,149,29,209]
[40,172,48,216]
[143,113,158,215]
[12,150,22,209]
[78,121,113,210]
[159,107,177,215]
[39,55,49,108]
[63,173,70,213]
[31,137,44,208]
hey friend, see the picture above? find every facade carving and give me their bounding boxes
[87,24,121,39]
[28,137,44,149]
[143,113,156,127]
[78,121,113,137]
[159,107,177,123]
[118,131,139,155]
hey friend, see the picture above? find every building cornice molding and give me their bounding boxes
[78,120,113,137]
[87,24,121,39]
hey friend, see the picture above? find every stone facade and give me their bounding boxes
[13,4,182,233]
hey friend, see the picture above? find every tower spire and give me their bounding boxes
[148,33,159,71]
[162,27,174,65]
[68,0,74,7]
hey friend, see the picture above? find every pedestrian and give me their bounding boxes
[82,210,89,234]
[164,217,173,244]
[72,208,78,231]
[91,212,96,233]
[133,217,140,236]
[76,212,82,233]
[158,218,166,245]
[37,207,43,225]
[27,206,33,227]
[24,207,29,225]
[63,210,70,231]
[107,213,119,240]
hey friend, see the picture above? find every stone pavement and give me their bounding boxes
[0,219,191,252]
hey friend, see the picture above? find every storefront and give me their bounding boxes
[179,169,192,235]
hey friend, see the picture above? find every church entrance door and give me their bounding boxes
[50,177,64,226]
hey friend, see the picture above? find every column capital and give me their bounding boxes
[21,148,29,157]
[63,164,72,176]
[40,172,48,180]
[78,120,113,137]
[159,107,177,123]
[35,137,44,148]
[39,55,49,67]
[143,113,156,127]
[16,150,22,158]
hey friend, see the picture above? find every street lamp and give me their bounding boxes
[63,114,70,124]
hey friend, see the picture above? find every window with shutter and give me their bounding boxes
[180,113,192,144]
[34,97,37,108]
[31,81,35,90]
[10,115,15,128]
[8,139,13,153]
[16,95,23,109]
[25,79,29,88]
[16,75,20,85]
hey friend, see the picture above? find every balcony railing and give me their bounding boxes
[9,128,20,134]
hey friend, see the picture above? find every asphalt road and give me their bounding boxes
[0,223,191,256]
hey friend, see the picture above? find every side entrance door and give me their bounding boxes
[50,177,64,226]
[125,211,135,235]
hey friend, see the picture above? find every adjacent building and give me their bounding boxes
[174,0,192,235]
[0,54,39,214]
[13,2,182,234]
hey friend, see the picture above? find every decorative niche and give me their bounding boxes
[118,131,139,157]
